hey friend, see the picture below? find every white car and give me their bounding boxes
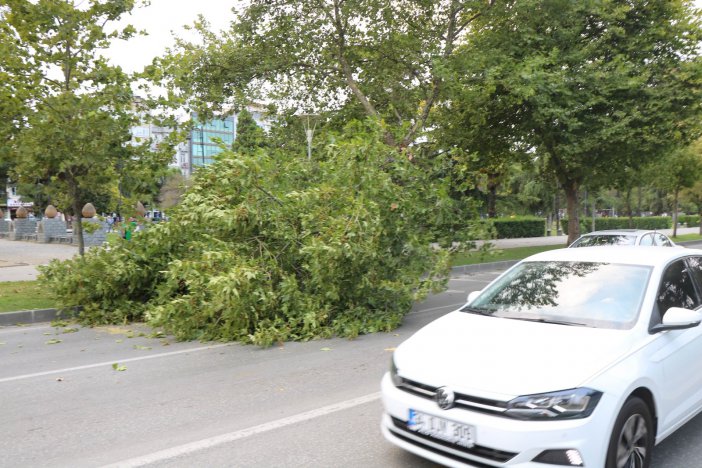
[569,229,675,248]
[381,247,702,467]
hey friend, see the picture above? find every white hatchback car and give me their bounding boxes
[381,247,702,467]
[569,229,675,248]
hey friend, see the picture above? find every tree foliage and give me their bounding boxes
[149,0,495,148]
[39,124,462,345]
[0,0,169,252]
[450,0,702,243]
[231,108,267,155]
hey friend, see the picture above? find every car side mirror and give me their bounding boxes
[467,290,481,304]
[651,307,702,333]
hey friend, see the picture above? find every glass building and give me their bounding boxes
[189,114,237,169]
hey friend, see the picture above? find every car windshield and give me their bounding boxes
[462,261,652,329]
[571,235,637,247]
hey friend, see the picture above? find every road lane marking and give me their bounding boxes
[101,392,382,467]
[407,302,464,316]
[0,324,53,334]
[0,343,232,384]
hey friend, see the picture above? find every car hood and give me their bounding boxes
[395,311,638,399]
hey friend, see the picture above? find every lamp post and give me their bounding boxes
[299,114,318,160]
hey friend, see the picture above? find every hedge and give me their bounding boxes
[491,217,545,239]
[560,216,672,234]
[679,215,700,227]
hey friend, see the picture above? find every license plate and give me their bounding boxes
[407,409,475,448]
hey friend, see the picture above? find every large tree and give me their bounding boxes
[647,140,702,237]
[453,0,702,243]
[150,0,496,150]
[1,0,168,254]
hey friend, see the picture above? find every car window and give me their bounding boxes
[572,235,636,247]
[685,257,702,296]
[464,261,651,329]
[654,233,672,247]
[657,260,699,314]
[639,234,654,246]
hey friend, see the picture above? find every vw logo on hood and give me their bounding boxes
[436,387,455,410]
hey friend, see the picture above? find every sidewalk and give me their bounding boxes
[0,239,78,282]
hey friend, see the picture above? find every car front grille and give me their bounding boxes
[389,416,517,465]
[397,377,509,416]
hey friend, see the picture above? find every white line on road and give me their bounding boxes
[407,302,464,316]
[101,392,382,467]
[0,343,232,384]
[0,324,53,334]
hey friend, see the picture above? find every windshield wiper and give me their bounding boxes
[505,317,588,327]
[460,306,494,316]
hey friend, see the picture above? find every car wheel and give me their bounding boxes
[606,397,654,468]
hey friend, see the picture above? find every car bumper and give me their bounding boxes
[380,373,616,467]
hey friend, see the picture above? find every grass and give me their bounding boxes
[0,281,56,313]
[452,244,564,266]
[671,233,702,242]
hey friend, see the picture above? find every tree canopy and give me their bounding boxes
[449,0,702,242]
[150,0,496,149]
[0,0,169,253]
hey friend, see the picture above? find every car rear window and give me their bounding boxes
[571,235,636,247]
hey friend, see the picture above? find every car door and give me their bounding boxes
[652,257,702,435]
[654,233,673,247]
[639,234,655,246]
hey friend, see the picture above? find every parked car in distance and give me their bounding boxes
[569,229,675,248]
[382,246,702,467]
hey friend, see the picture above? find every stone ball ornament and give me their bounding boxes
[45,205,58,218]
[81,203,96,218]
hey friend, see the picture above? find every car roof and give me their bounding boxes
[581,229,659,236]
[525,246,700,267]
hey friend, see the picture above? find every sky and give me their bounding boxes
[107,0,702,75]
[105,0,238,74]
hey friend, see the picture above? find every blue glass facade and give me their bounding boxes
[189,115,237,168]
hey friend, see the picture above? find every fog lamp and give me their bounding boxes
[532,449,584,466]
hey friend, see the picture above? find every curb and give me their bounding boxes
[0,308,76,326]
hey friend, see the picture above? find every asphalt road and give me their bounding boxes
[1,269,701,468]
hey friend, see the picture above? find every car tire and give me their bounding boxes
[606,397,654,468]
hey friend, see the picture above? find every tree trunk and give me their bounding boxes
[625,188,633,228]
[672,188,679,238]
[699,208,702,236]
[71,191,85,256]
[487,173,498,218]
[564,180,581,245]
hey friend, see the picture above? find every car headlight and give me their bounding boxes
[505,388,602,420]
[390,356,404,387]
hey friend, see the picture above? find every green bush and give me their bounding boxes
[679,215,700,227]
[560,216,671,234]
[491,217,545,239]
[39,126,456,346]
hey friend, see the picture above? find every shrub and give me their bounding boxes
[560,216,672,234]
[491,217,545,239]
[39,127,456,345]
[679,215,700,227]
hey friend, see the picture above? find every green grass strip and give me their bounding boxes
[672,233,702,242]
[0,281,56,313]
[452,244,564,266]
